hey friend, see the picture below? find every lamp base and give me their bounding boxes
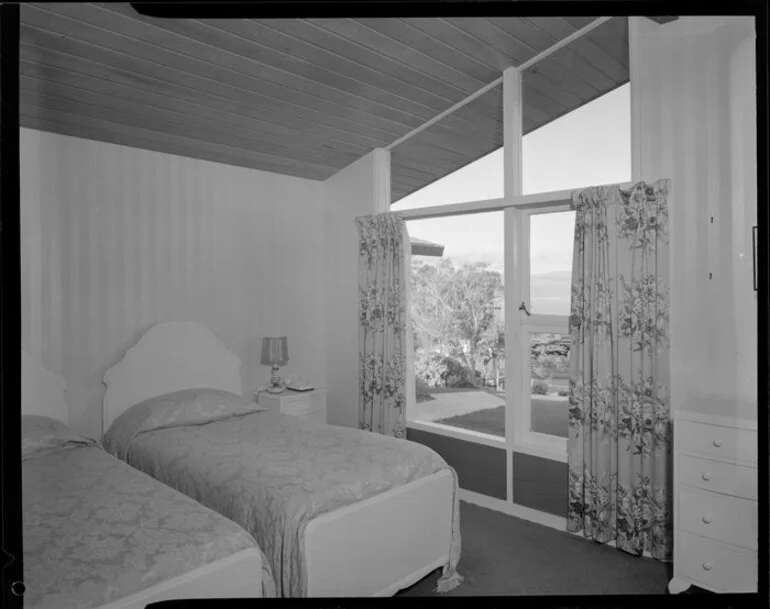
[264,364,284,394]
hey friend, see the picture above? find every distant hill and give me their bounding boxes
[531,271,572,315]
[532,269,572,280]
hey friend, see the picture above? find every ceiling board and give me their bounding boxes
[20,107,335,180]
[292,18,477,102]
[22,96,350,173]
[19,4,629,203]
[20,76,368,166]
[19,45,390,152]
[349,18,491,94]
[402,17,538,71]
[104,5,465,120]
[19,22,402,144]
[23,7,418,137]
[31,5,426,133]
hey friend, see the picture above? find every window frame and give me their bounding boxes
[402,188,632,448]
[400,67,632,464]
[403,197,577,461]
[404,210,508,442]
[513,204,574,460]
[395,29,636,513]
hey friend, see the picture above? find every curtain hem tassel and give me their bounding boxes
[434,570,464,593]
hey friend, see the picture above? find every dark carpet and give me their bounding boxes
[396,502,671,596]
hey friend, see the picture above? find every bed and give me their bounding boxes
[21,350,275,609]
[100,320,462,598]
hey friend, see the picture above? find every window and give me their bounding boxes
[513,208,575,456]
[406,212,505,440]
[528,211,576,317]
[393,149,504,211]
[401,80,630,463]
[522,83,631,195]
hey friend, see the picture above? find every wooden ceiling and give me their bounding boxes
[19,4,629,202]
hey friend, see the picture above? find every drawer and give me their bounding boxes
[307,409,327,425]
[282,399,322,417]
[677,531,757,593]
[678,454,757,500]
[282,404,325,424]
[679,487,757,550]
[676,419,756,465]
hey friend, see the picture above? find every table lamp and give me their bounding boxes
[261,336,289,394]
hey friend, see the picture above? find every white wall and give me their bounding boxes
[631,16,757,413]
[323,149,389,428]
[21,128,326,438]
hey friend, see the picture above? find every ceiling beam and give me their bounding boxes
[385,77,502,151]
[518,17,612,71]
[385,16,611,152]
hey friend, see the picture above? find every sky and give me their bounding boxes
[393,83,632,287]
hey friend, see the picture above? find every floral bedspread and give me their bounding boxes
[23,442,275,608]
[104,403,462,597]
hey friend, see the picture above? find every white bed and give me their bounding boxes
[21,350,269,609]
[102,321,458,597]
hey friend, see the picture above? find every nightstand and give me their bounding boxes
[256,388,327,424]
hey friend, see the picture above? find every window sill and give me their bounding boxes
[406,419,506,449]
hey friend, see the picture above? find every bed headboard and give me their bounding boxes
[102,321,243,432]
[22,350,69,424]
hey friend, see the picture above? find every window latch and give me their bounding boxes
[518,301,531,316]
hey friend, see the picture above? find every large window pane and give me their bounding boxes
[522,83,631,195]
[529,211,576,316]
[407,212,505,438]
[529,331,570,439]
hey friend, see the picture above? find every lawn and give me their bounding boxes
[433,396,569,438]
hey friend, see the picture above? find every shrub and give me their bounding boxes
[443,374,476,389]
[414,351,447,388]
[557,389,569,397]
[444,373,461,388]
[414,350,476,389]
[531,379,551,395]
[442,357,475,387]
[415,376,433,401]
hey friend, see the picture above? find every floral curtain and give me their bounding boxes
[356,213,408,438]
[567,179,673,561]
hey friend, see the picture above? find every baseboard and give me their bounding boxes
[458,488,567,532]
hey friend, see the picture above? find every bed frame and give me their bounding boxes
[102,321,455,597]
[21,350,265,606]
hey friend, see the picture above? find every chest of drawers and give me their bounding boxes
[668,404,758,594]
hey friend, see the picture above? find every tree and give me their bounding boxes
[410,258,504,387]
[478,314,505,390]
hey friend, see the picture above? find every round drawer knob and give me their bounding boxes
[702,514,712,524]
[701,472,711,481]
[712,439,722,447]
[702,563,713,571]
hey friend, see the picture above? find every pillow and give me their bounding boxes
[21,415,100,460]
[136,388,266,435]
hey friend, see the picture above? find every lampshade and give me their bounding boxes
[261,337,289,366]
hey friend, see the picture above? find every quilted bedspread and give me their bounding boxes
[104,393,462,597]
[23,440,275,608]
